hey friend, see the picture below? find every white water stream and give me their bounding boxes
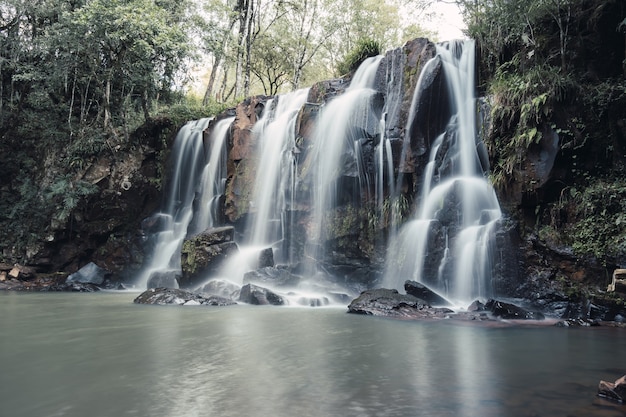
[383,40,502,303]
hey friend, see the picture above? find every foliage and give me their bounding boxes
[336,38,382,76]
[486,62,577,190]
[543,180,626,262]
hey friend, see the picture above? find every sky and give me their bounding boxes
[423,1,467,41]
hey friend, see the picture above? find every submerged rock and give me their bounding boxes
[347,288,453,319]
[133,287,235,306]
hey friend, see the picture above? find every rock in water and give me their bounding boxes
[66,262,109,285]
[257,248,274,268]
[485,299,545,320]
[180,226,239,288]
[134,287,235,306]
[238,283,285,305]
[404,280,452,306]
[347,288,453,319]
[243,266,301,287]
[598,375,626,402]
[146,270,180,289]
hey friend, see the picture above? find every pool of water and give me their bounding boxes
[1,291,625,417]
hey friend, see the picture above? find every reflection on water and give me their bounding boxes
[1,292,626,417]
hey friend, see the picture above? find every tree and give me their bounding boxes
[50,0,191,132]
[194,0,238,104]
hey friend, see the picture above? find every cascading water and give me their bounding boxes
[136,117,233,288]
[189,117,234,234]
[309,55,383,257]
[136,38,505,305]
[247,89,309,250]
[383,40,502,303]
[213,89,310,285]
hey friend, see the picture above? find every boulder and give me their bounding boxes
[598,375,626,403]
[257,248,274,268]
[243,267,301,288]
[347,288,453,319]
[238,283,285,305]
[485,299,545,320]
[468,300,486,312]
[199,279,241,300]
[404,280,452,306]
[180,226,239,288]
[146,270,180,289]
[66,262,109,285]
[133,287,236,306]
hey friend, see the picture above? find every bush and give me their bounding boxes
[336,38,382,76]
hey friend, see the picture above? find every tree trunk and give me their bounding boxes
[243,0,255,97]
[104,74,112,129]
[234,0,248,98]
[203,55,222,106]
[141,89,150,122]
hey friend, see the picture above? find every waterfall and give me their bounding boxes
[247,89,309,250]
[136,117,233,288]
[189,117,234,235]
[209,89,310,286]
[135,39,505,302]
[383,40,501,303]
[309,55,383,257]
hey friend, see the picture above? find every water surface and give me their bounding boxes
[1,292,625,417]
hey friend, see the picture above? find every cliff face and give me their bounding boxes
[215,38,448,290]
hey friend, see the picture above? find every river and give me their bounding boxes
[1,292,625,417]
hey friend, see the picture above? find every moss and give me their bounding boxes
[181,240,197,275]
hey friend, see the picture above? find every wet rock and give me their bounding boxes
[258,248,275,268]
[243,267,301,288]
[66,262,109,285]
[485,299,545,320]
[180,226,239,288]
[47,281,101,292]
[347,288,453,319]
[404,280,453,306]
[238,283,285,305]
[199,279,241,299]
[133,287,235,306]
[554,318,599,327]
[598,375,626,403]
[146,270,180,289]
[224,96,271,222]
[560,298,592,319]
[468,300,486,312]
